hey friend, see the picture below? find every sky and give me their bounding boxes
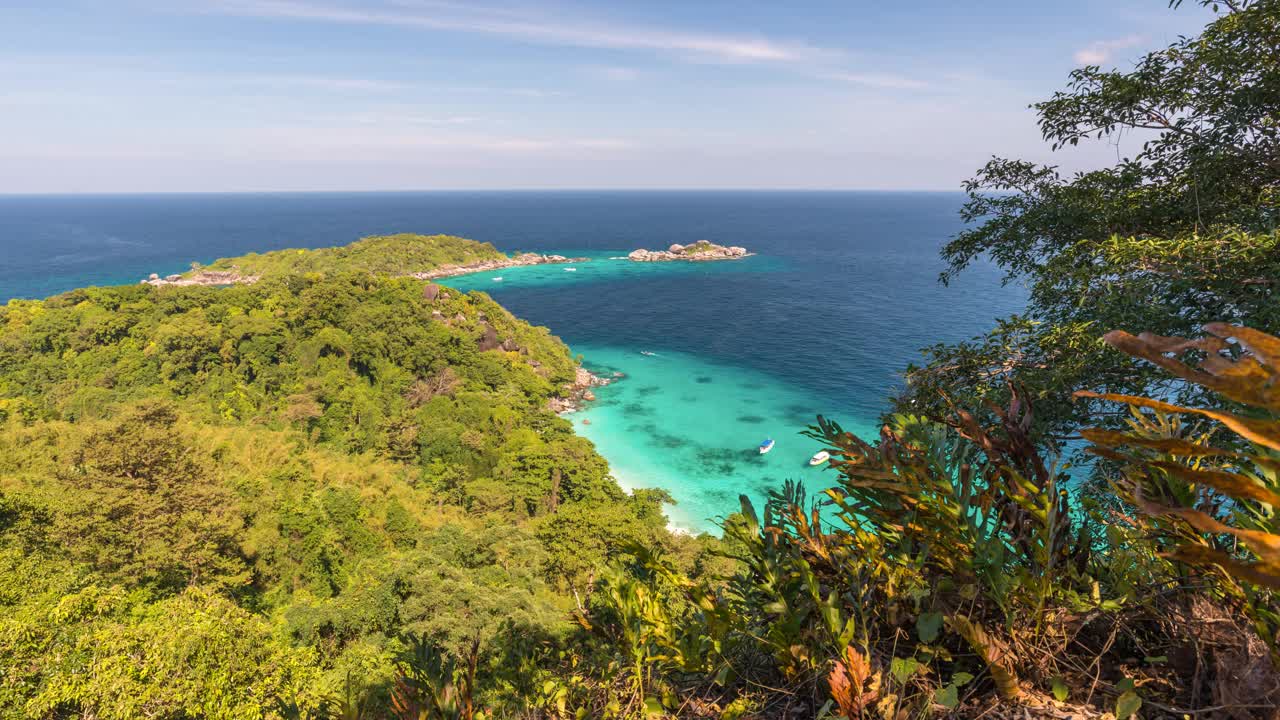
[0,0,1214,193]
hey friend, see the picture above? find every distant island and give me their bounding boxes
[627,239,750,262]
[140,233,586,286]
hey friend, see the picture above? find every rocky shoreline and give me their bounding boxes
[548,366,614,414]
[410,252,588,280]
[627,240,749,262]
[142,270,260,287]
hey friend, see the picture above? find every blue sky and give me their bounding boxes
[0,0,1212,192]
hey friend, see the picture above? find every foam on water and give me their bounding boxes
[566,345,875,534]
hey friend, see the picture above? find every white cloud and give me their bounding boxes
[239,74,409,91]
[822,71,929,91]
[1073,34,1145,66]
[583,66,642,82]
[200,0,825,64]
[240,124,634,155]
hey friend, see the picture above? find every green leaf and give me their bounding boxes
[952,672,974,687]
[1115,690,1141,720]
[1050,675,1068,702]
[916,611,943,644]
[1115,677,1135,693]
[890,657,919,684]
[643,696,666,718]
[935,684,959,709]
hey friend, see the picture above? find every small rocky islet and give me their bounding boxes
[626,240,751,262]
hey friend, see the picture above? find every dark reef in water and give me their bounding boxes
[695,376,714,384]
[737,414,766,424]
[621,402,654,416]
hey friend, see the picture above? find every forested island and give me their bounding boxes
[3,1,1280,718]
[142,234,587,287]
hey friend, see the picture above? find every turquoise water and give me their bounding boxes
[568,345,875,533]
[442,260,869,532]
[0,192,1026,534]
[437,250,782,292]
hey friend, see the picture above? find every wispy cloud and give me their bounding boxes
[822,71,930,91]
[243,124,634,154]
[239,74,409,91]
[199,0,828,64]
[0,55,411,95]
[1073,34,1145,66]
[583,66,643,82]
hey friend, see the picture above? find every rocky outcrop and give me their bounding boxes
[477,325,501,351]
[410,253,589,280]
[548,366,611,414]
[142,269,259,287]
[626,241,749,262]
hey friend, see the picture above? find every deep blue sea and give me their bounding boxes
[0,192,1024,531]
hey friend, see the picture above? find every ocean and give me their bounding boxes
[0,191,1025,531]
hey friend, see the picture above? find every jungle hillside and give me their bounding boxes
[3,1,1280,718]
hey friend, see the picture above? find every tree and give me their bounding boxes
[56,402,249,591]
[901,0,1280,441]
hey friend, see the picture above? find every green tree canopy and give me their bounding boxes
[901,0,1280,440]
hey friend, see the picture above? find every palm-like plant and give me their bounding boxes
[1078,323,1280,659]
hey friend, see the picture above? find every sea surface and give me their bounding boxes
[0,192,1025,532]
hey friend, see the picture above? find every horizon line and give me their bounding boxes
[0,187,965,197]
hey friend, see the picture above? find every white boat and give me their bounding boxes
[758,438,775,454]
[564,267,577,272]
[640,350,657,356]
[809,451,831,466]
[492,276,504,282]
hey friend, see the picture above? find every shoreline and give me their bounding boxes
[140,251,589,287]
[548,365,612,414]
[410,252,588,280]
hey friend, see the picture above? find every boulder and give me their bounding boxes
[422,283,442,301]
[627,241,750,263]
[477,325,501,351]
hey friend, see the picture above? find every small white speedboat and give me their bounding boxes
[492,276,504,282]
[758,438,775,454]
[564,267,577,272]
[809,451,831,466]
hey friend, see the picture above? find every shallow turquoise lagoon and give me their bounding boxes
[441,256,870,533]
[566,345,876,534]
[437,250,781,293]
